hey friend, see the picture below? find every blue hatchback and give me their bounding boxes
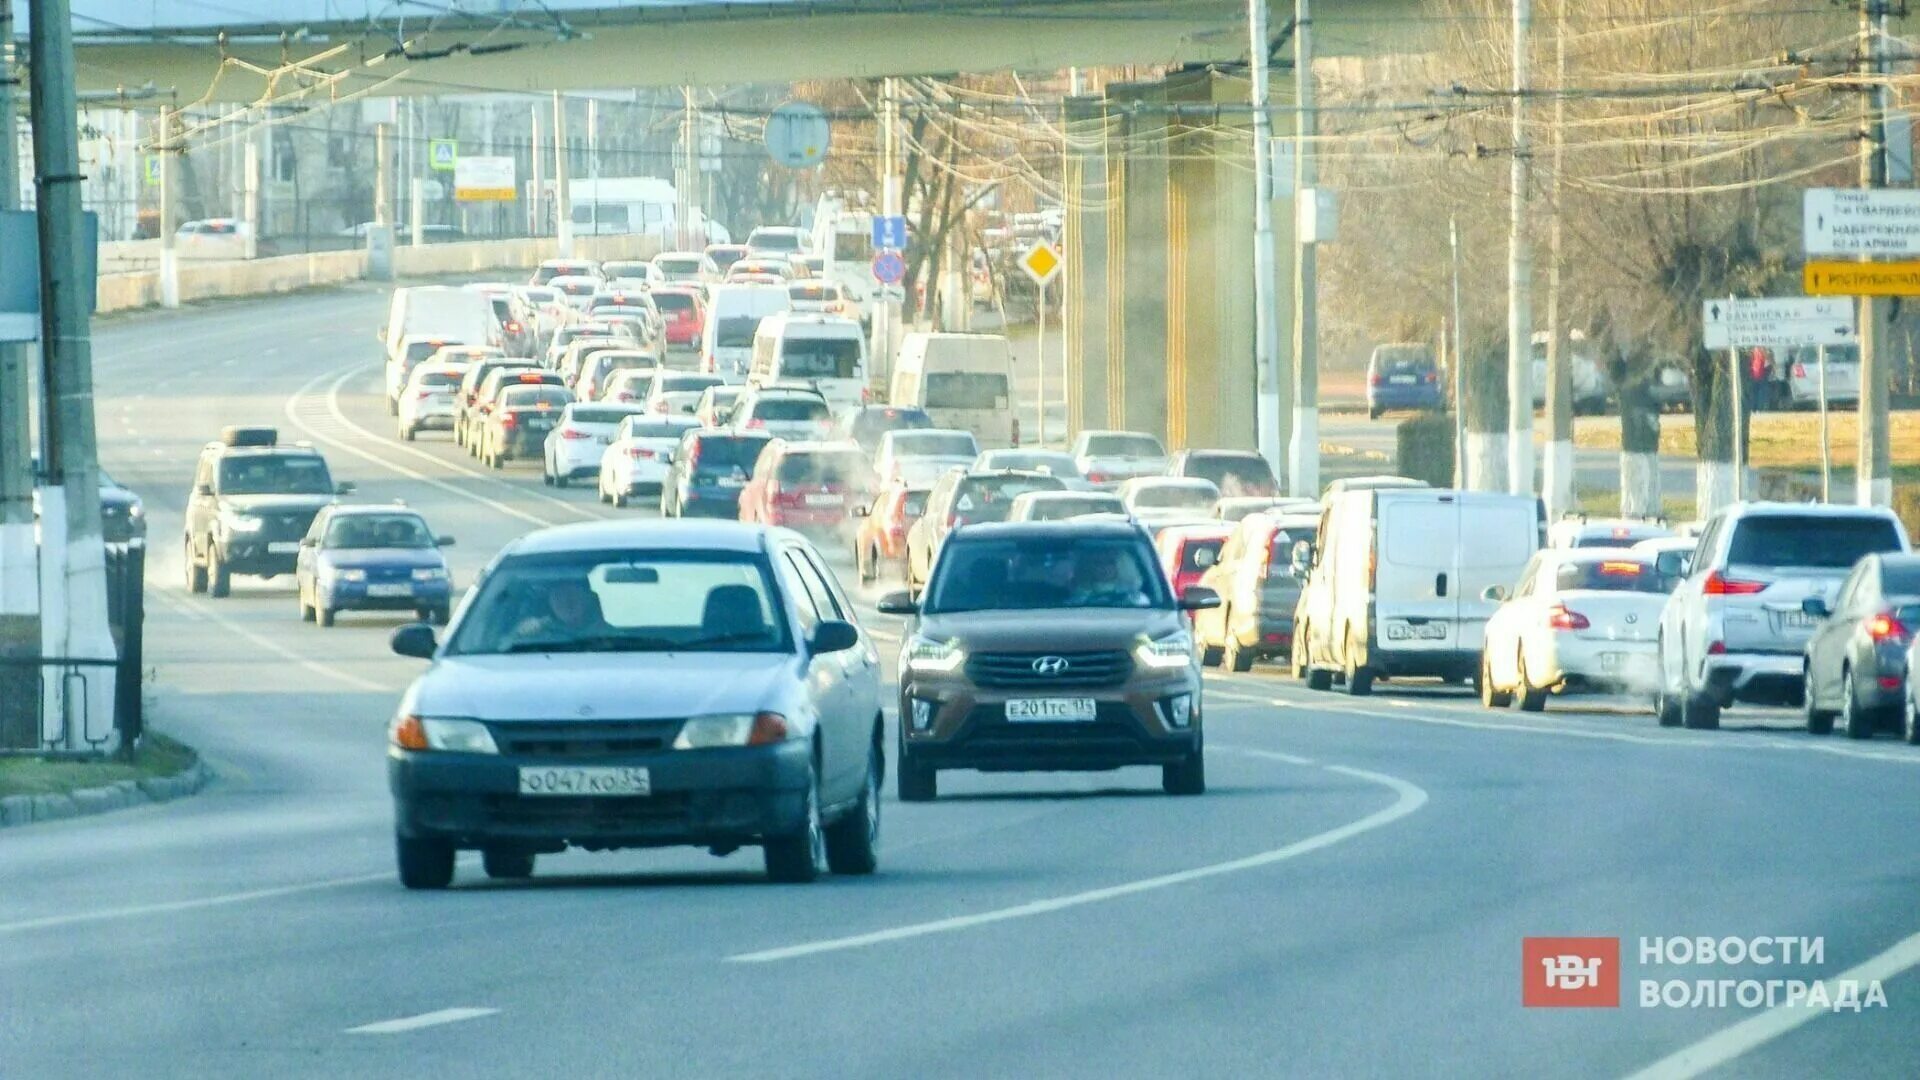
[1365,344,1444,419]
[296,505,455,627]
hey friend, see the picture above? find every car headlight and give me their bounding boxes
[127,503,144,519]
[220,511,263,534]
[412,567,449,582]
[673,711,793,749]
[905,636,966,674]
[1135,630,1195,670]
[390,715,498,754]
[328,567,367,583]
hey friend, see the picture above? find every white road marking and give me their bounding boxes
[152,590,390,692]
[1625,927,1920,1079]
[0,871,393,936]
[727,748,1425,963]
[346,1007,499,1035]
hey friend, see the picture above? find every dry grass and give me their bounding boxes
[0,733,196,797]
[1570,411,1920,471]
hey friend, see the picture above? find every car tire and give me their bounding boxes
[1842,672,1876,740]
[763,763,825,884]
[1905,700,1920,746]
[1290,632,1310,681]
[400,423,416,441]
[1225,632,1254,673]
[1200,640,1223,668]
[1342,634,1373,696]
[1654,681,1682,727]
[897,746,937,803]
[185,540,208,594]
[1163,748,1206,795]
[316,605,335,628]
[385,396,397,416]
[395,835,455,890]
[1480,654,1513,709]
[612,489,627,509]
[823,745,881,875]
[1804,665,1835,735]
[1368,406,1382,420]
[857,544,875,583]
[1681,690,1720,730]
[299,586,314,623]
[1514,651,1547,712]
[208,548,231,598]
[481,849,535,880]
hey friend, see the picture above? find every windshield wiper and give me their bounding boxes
[678,632,778,650]
[502,634,681,654]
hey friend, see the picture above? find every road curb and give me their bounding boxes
[0,757,210,829]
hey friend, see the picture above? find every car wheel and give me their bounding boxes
[897,741,937,803]
[611,488,627,509]
[395,835,455,890]
[1225,631,1254,673]
[1200,639,1223,668]
[1842,670,1876,740]
[1906,700,1920,746]
[660,487,673,516]
[823,743,881,875]
[1681,690,1720,730]
[185,540,208,594]
[208,547,231,598]
[763,762,825,884]
[1290,631,1310,681]
[1480,653,1513,709]
[299,586,314,623]
[1367,406,1382,420]
[1804,665,1835,735]
[1342,633,1373,696]
[316,605,335,628]
[1162,747,1206,795]
[481,849,535,880]
[553,469,569,490]
[400,423,415,441]
[1514,651,1547,712]
[385,396,397,416]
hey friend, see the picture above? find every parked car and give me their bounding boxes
[385,519,884,887]
[853,482,930,583]
[660,429,774,519]
[1069,430,1169,489]
[1655,503,1909,729]
[597,415,701,508]
[296,504,454,628]
[542,402,644,489]
[1801,552,1920,739]
[1167,449,1281,498]
[1365,343,1444,420]
[1193,512,1319,672]
[1007,490,1126,522]
[905,469,1068,596]
[1478,549,1669,711]
[737,440,876,535]
[879,519,1215,800]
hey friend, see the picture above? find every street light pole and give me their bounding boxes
[1287,0,1321,498]
[1857,0,1892,507]
[1248,0,1283,476]
[0,5,41,748]
[1505,0,1536,497]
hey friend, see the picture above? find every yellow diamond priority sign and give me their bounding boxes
[1019,241,1061,286]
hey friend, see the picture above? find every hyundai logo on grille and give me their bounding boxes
[1031,656,1070,676]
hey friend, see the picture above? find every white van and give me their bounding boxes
[747,313,869,414]
[702,283,791,379]
[381,286,497,368]
[1293,488,1540,692]
[891,332,1017,448]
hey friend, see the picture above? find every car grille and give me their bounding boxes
[473,792,690,829]
[966,649,1133,688]
[262,511,317,542]
[488,720,676,759]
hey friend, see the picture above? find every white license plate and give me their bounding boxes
[267,541,300,554]
[1386,622,1448,641]
[1389,374,1417,385]
[1778,611,1816,630]
[517,766,651,797]
[717,476,745,487]
[596,436,612,445]
[1601,652,1624,671]
[805,493,841,507]
[365,583,412,598]
[1005,698,1098,722]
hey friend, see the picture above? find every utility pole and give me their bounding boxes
[877,76,902,389]
[1450,216,1466,487]
[1541,1,1572,518]
[1505,0,1536,497]
[157,107,179,308]
[587,97,599,239]
[29,0,117,750]
[368,121,393,280]
[552,92,572,257]
[242,137,259,260]
[680,87,697,249]
[1248,0,1284,477]
[1858,0,1892,508]
[530,105,543,237]
[1287,0,1320,498]
[0,4,41,748]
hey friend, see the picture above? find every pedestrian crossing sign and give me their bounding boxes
[429,139,457,172]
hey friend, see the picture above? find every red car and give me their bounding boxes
[1155,523,1233,609]
[652,286,705,347]
[737,439,876,534]
[853,482,929,583]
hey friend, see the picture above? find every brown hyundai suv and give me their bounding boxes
[877,519,1217,800]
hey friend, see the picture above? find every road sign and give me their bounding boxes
[0,210,98,343]
[454,156,516,202]
[428,139,457,172]
[765,102,830,169]
[142,155,161,187]
[1804,260,1920,297]
[1803,188,1920,255]
[872,249,906,286]
[1018,240,1061,285]
[871,215,908,250]
[1702,297,1855,350]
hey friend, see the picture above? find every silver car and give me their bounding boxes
[1802,553,1920,739]
[1654,503,1908,730]
[385,519,885,889]
[1069,429,1169,489]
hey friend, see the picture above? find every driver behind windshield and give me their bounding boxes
[1066,545,1152,608]
[510,578,614,643]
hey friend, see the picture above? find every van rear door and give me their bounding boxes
[1453,494,1542,655]
[1373,494,1461,656]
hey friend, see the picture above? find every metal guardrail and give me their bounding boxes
[0,540,145,756]
[0,656,118,754]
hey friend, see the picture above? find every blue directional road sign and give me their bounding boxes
[871,215,907,250]
[871,249,906,286]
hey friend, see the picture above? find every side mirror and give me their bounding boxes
[1655,551,1691,579]
[336,481,356,496]
[298,536,316,548]
[436,535,456,547]
[1483,584,1509,603]
[852,503,871,518]
[194,483,213,497]
[1179,585,1223,612]
[876,589,918,616]
[1801,596,1831,618]
[390,623,438,660]
[1290,539,1313,576]
[809,620,861,655]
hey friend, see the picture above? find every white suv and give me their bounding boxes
[1654,502,1909,729]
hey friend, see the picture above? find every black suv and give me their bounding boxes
[184,427,352,597]
[879,520,1218,800]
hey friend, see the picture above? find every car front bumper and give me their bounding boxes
[322,579,452,613]
[390,740,812,852]
[899,673,1201,771]
[217,539,302,575]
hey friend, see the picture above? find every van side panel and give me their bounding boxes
[1373,496,1461,657]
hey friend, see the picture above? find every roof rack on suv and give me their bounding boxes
[221,426,277,448]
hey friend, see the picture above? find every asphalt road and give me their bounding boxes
[6,287,1920,1079]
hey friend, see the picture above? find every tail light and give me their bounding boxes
[1792,363,1807,378]
[685,443,702,471]
[651,399,670,413]
[862,386,873,404]
[1086,470,1105,484]
[1703,570,1766,596]
[1369,374,1384,386]
[627,447,655,459]
[1707,639,1728,655]
[746,417,765,429]
[499,414,518,429]
[506,320,523,334]
[1547,603,1591,631]
[559,427,589,440]
[616,392,634,402]
[1424,372,1439,384]
[415,388,433,399]
[1867,612,1911,643]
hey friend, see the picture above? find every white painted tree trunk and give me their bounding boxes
[1696,460,1740,519]
[1620,451,1661,519]
[1543,439,1574,518]
[1466,431,1508,493]
[1288,405,1319,499]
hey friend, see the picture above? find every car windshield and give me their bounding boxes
[750,231,801,252]
[1084,434,1165,458]
[500,387,571,409]
[405,341,448,363]
[715,316,763,347]
[622,420,695,441]
[954,474,1067,524]
[661,375,722,393]
[892,432,978,457]
[982,451,1078,476]
[216,455,333,495]
[756,398,830,422]
[924,372,1010,410]
[901,490,930,517]
[850,408,932,443]
[779,338,862,379]
[692,435,770,472]
[658,258,701,275]
[1025,494,1123,520]
[776,450,871,487]
[413,371,463,390]
[1185,454,1278,497]
[446,550,791,656]
[926,536,1172,613]
[1727,516,1903,569]
[1556,558,1666,593]
[1131,483,1216,511]
[1374,346,1434,373]
[569,407,636,426]
[1268,526,1318,564]
[654,291,697,312]
[325,514,432,550]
